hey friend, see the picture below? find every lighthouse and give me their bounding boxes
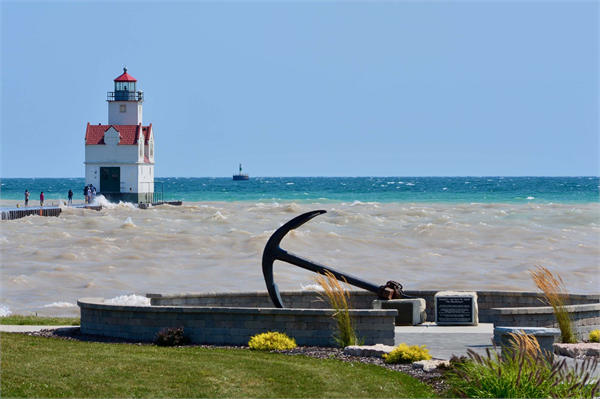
[84,68,155,203]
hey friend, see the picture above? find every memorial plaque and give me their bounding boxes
[436,297,473,323]
[435,291,478,325]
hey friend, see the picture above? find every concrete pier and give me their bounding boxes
[0,205,102,221]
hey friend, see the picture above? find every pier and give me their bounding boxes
[1,205,102,221]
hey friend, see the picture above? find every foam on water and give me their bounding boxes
[0,305,12,317]
[90,195,137,210]
[300,283,325,291]
[105,294,150,306]
[42,302,76,308]
[119,217,136,228]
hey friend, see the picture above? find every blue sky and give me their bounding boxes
[1,1,598,178]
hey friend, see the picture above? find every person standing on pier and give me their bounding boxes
[83,185,89,204]
[40,192,44,207]
[68,190,73,206]
[24,190,29,207]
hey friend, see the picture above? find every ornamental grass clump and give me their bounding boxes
[248,332,297,351]
[444,333,600,398]
[383,344,432,364]
[313,270,362,348]
[589,329,600,343]
[531,265,576,344]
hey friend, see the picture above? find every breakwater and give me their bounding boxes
[1,205,102,220]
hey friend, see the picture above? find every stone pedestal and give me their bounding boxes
[435,291,478,325]
[494,327,560,358]
[372,298,426,326]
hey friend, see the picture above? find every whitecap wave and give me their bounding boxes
[90,195,136,210]
[105,294,150,306]
[300,283,324,291]
[42,302,76,308]
[211,211,227,220]
[0,305,12,317]
[120,217,136,228]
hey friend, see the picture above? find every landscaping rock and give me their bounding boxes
[343,344,395,358]
[412,360,450,372]
[553,343,600,358]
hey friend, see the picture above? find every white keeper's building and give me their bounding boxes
[84,68,155,203]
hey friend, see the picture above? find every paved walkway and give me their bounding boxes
[395,322,494,360]
[394,322,600,379]
[0,325,78,333]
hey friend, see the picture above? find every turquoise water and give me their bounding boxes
[1,176,598,204]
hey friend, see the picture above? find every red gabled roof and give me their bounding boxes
[114,69,137,82]
[85,123,152,145]
[141,124,152,144]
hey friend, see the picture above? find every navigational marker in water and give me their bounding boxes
[233,163,249,180]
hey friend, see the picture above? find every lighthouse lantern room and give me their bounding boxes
[84,68,155,204]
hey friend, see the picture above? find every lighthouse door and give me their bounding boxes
[100,167,120,193]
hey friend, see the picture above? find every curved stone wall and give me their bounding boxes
[78,290,599,346]
[78,296,396,346]
[148,290,600,340]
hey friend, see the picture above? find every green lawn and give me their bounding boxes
[1,333,437,398]
[0,315,80,326]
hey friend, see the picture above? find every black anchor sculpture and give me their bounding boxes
[262,210,406,308]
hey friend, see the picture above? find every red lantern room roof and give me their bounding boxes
[114,67,137,82]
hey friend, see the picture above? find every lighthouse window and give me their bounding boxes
[120,105,126,113]
[140,144,143,157]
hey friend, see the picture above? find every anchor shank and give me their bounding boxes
[277,249,381,294]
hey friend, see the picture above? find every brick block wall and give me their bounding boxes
[148,290,599,325]
[490,303,600,341]
[78,297,396,347]
[400,290,599,323]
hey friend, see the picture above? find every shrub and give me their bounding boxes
[590,329,600,343]
[383,343,432,364]
[154,326,190,347]
[531,265,576,343]
[248,332,297,351]
[313,270,363,348]
[445,338,600,398]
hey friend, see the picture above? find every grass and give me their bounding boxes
[313,270,362,348]
[530,265,576,343]
[0,315,80,326]
[1,333,436,398]
[444,333,599,398]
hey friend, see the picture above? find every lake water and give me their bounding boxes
[1,176,598,316]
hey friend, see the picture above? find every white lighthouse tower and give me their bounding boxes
[84,68,155,203]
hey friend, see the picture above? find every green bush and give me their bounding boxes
[248,332,297,351]
[154,326,190,347]
[383,344,432,364]
[444,343,600,398]
[590,329,600,343]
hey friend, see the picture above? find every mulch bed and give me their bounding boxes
[18,327,450,395]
